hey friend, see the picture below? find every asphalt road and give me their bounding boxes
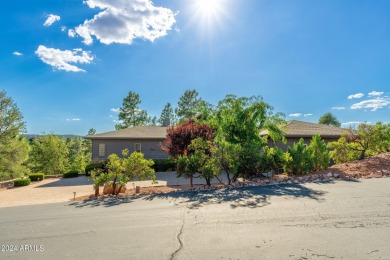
[1,178,390,260]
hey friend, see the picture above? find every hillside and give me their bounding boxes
[327,152,390,178]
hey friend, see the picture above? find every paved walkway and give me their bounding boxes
[0,172,227,208]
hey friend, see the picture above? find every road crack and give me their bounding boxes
[170,212,186,260]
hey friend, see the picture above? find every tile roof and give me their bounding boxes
[261,120,348,138]
[86,126,168,139]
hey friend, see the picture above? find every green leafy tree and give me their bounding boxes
[105,149,155,195]
[67,137,89,173]
[210,95,286,180]
[159,103,176,126]
[83,128,96,165]
[29,134,69,175]
[283,139,314,175]
[177,138,220,187]
[329,122,390,162]
[0,91,29,181]
[175,89,204,123]
[115,91,149,129]
[309,134,330,171]
[318,113,341,127]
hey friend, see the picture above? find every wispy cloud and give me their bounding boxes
[289,113,302,117]
[332,106,346,110]
[368,91,384,97]
[66,118,81,122]
[113,119,123,123]
[341,121,371,127]
[72,0,176,45]
[304,114,313,117]
[61,26,67,32]
[43,14,61,27]
[35,45,94,72]
[350,97,390,112]
[110,108,120,113]
[12,51,23,56]
[348,93,364,99]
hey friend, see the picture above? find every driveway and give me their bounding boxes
[0,178,390,259]
[0,172,227,208]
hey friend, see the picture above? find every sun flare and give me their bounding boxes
[197,0,221,14]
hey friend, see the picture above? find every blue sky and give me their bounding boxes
[1,0,390,135]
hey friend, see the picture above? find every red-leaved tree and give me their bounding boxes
[160,120,215,158]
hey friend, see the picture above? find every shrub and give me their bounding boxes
[85,162,105,176]
[283,139,314,175]
[152,159,176,172]
[29,173,45,181]
[13,178,31,187]
[309,134,330,171]
[63,171,79,178]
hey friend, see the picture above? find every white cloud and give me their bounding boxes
[289,113,302,117]
[68,29,76,38]
[304,114,312,117]
[61,26,67,32]
[350,97,390,112]
[110,108,120,113]
[66,118,81,121]
[73,0,176,45]
[113,119,123,123]
[35,45,94,72]
[332,106,346,110]
[368,91,384,97]
[13,51,23,56]
[348,93,364,99]
[44,14,61,27]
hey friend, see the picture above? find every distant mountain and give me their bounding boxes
[25,134,83,140]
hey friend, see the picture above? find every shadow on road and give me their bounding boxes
[35,177,93,188]
[143,183,327,209]
[68,196,135,208]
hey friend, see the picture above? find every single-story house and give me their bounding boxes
[261,120,348,150]
[86,126,169,161]
[87,120,348,161]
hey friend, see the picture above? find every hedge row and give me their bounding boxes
[85,163,105,176]
[63,171,79,178]
[152,159,176,172]
[13,178,31,187]
[29,173,45,181]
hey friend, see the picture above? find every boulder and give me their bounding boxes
[327,172,333,178]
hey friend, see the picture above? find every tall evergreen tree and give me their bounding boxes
[159,103,175,126]
[318,112,341,127]
[115,91,149,129]
[175,89,203,123]
[0,91,29,181]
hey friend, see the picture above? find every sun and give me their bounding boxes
[197,0,221,15]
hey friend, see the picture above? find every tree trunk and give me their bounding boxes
[116,184,122,195]
[358,150,366,160]
[226,170,231,185]
[205,177,211,187]
[190,175,193,187]
[95,187,99,197]
[112,177,117,195]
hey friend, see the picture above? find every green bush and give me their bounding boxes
[85,163,105,176]
[152,159,176,172]
[283,139,314,175]
[29,173,45,181]
[309,134,330,171]
[13,178,31,187]
[63,171,79,178]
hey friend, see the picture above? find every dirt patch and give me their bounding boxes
[325,152,390,178]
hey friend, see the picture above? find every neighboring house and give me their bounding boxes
[261,120,348,150]
[86,126,169,161]
[87,120,348,161]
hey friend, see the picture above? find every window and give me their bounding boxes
[98,143,106,157]
[134,143,141,152]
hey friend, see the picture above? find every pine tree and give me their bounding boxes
[159,103,175,126]
[115,91,149,129]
